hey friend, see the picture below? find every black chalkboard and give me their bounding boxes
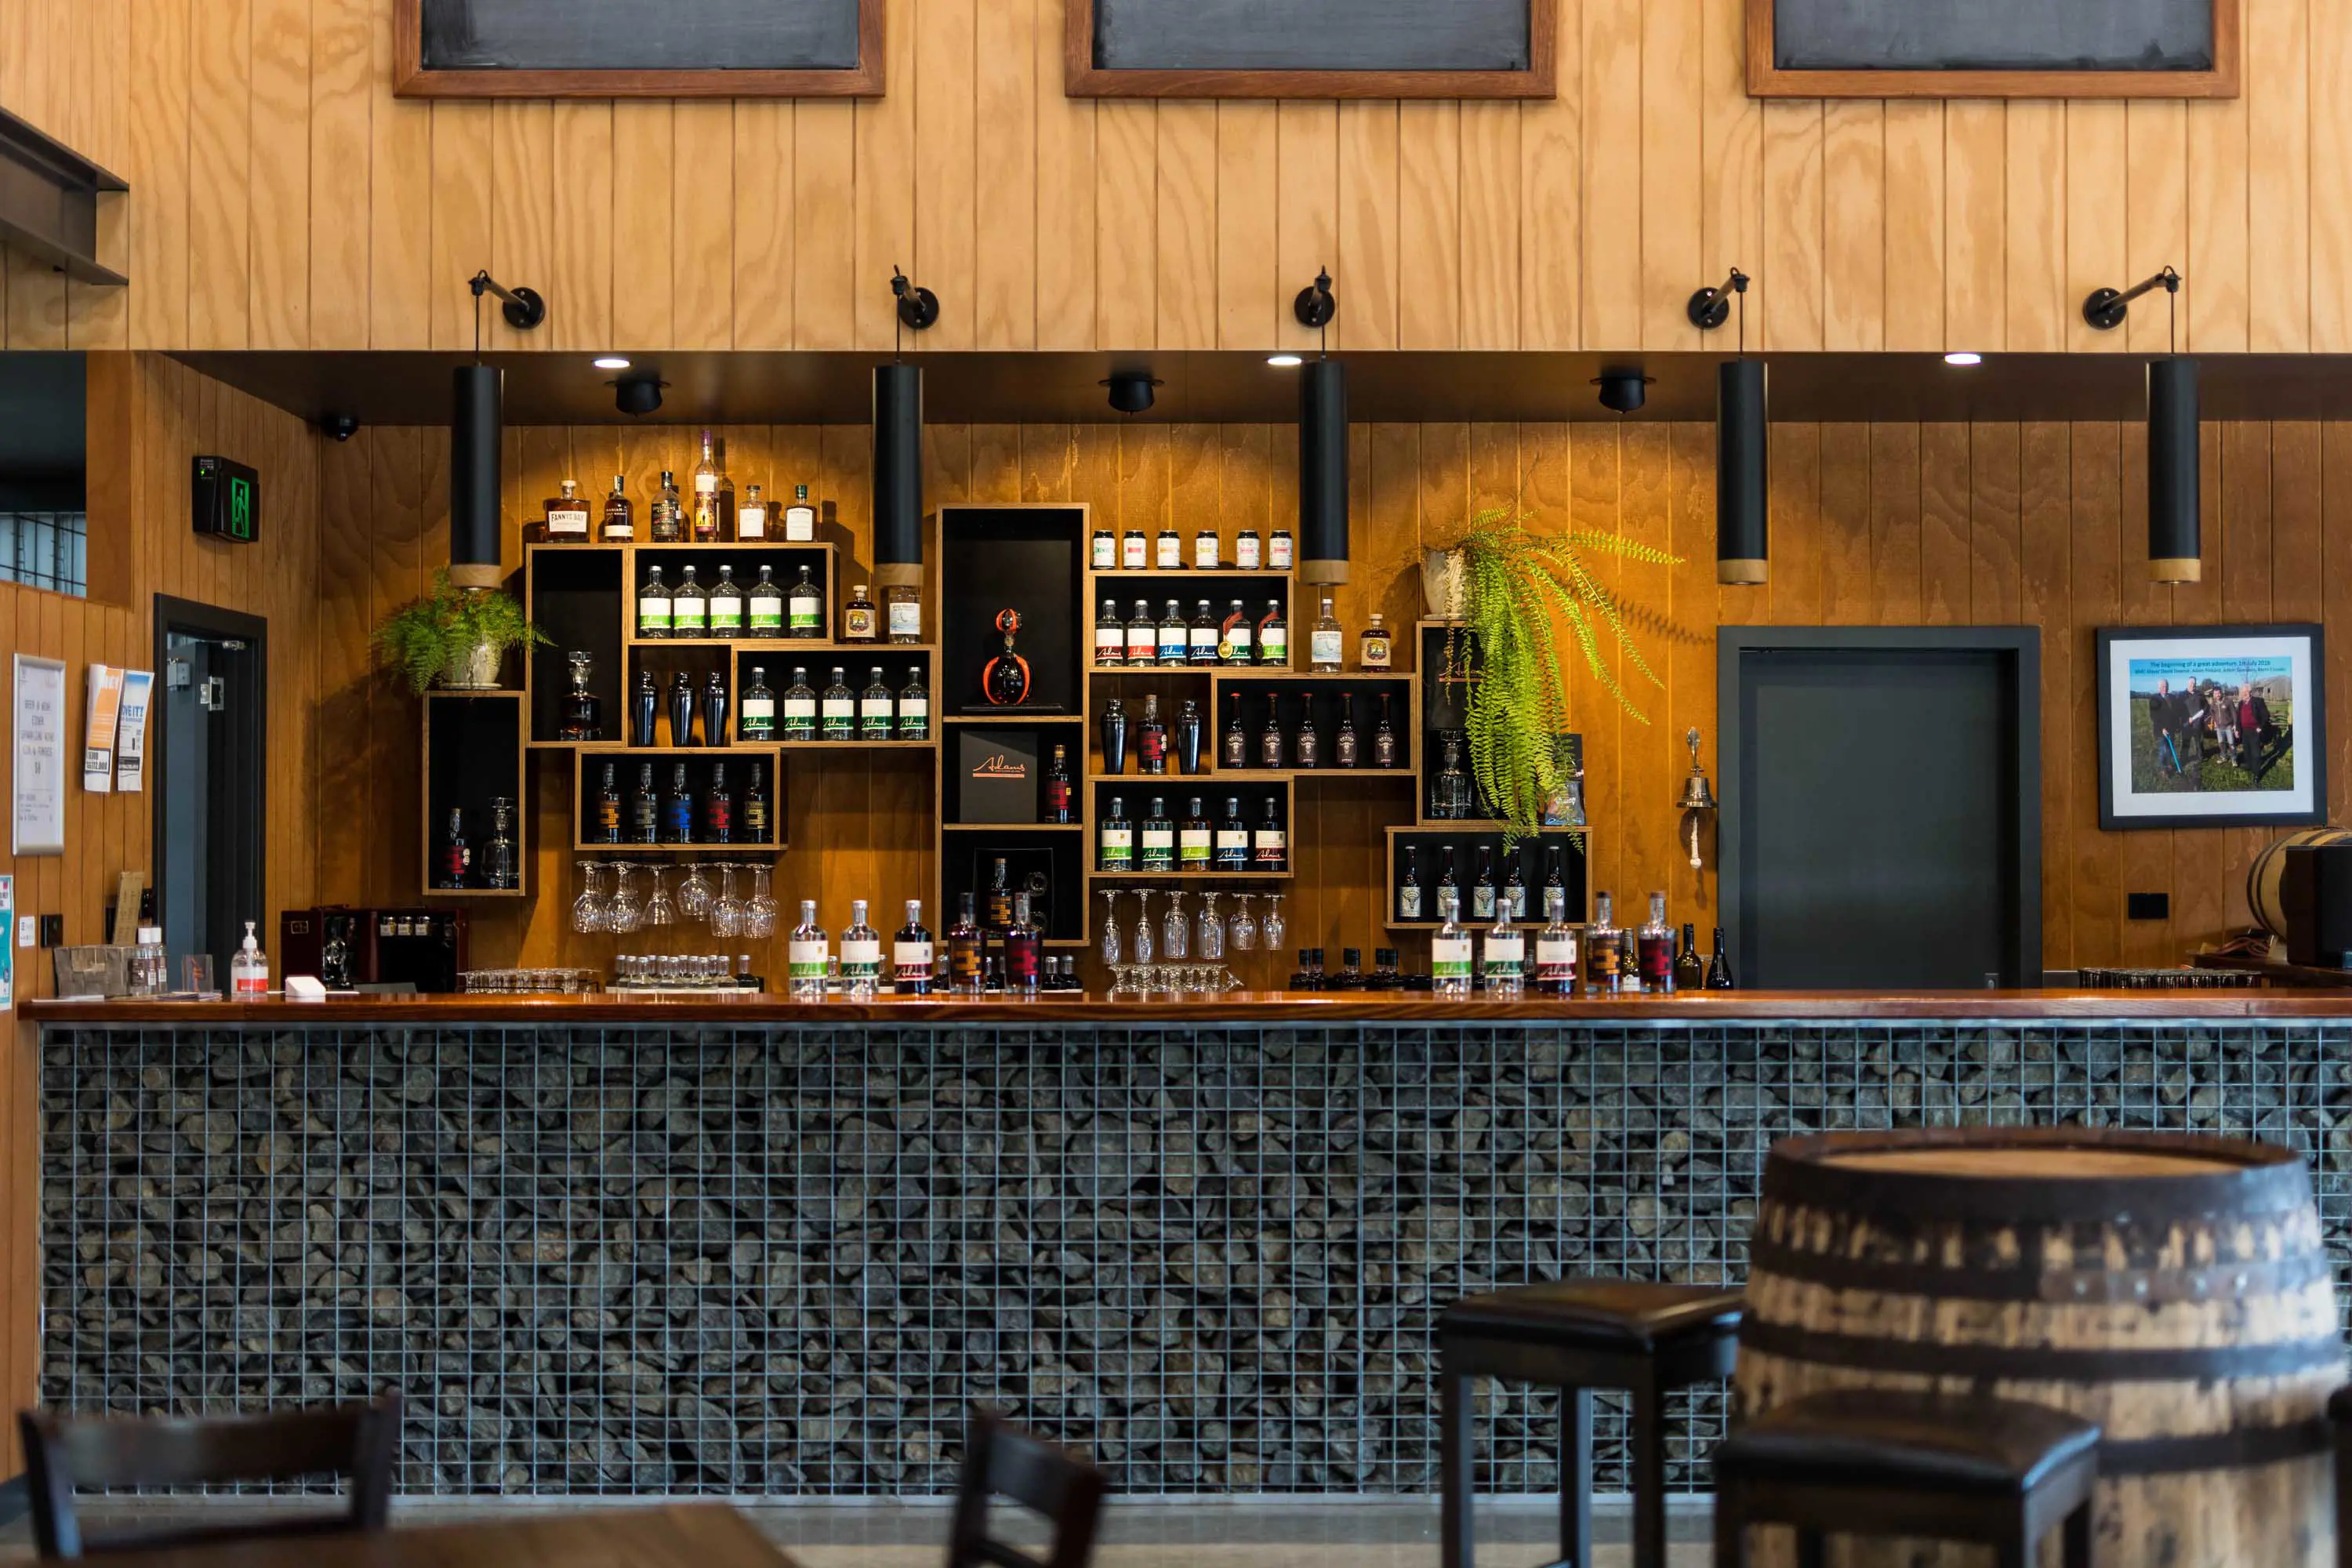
[1775,0,2213,72]
[1067,0,1555,99]
[399,0,881,96]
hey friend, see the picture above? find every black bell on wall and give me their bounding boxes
[1715,358,1768,586]
[448,364,503,590]
[2147,354,2201,584]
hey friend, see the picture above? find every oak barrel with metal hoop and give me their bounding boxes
[2249,827,2352,939]
[1735,1127,2343,1566]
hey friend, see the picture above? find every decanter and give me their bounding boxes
[982,608,1032,706]
[559,651,602,741]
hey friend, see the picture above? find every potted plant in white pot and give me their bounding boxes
[372,570,550,693]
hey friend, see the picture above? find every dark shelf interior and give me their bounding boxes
[942,507,1086,715]
[1219,679,1414,771]
[528,550,626,743]
[1388,828,1588,927]
[943,837,1086,944]
[579,750,782,848]
[425,695,525,886]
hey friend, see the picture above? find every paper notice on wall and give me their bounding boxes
[82,663,123,793]
[13,655,64,854]
[113,669,154,792]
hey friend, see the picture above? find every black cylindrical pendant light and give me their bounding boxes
[2147,354,2201,583]
[1715,358,1768,586]
[449,364,503,590]
[873,361,924,590]
[1300,357,1349,585]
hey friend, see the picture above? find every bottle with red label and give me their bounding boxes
[1637,891,1675,992]
[1044,745,1074,823]
[231,921,270,996]
[1004,893,1043,993]
[1137,693,1168,775]
[436,808,470,890]
[893,900,935,996]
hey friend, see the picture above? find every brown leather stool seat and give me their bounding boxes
[1713,1388,2100,1568]
[1439,1279,1744,1568]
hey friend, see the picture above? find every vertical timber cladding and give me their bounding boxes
[40,1020,2352,1497]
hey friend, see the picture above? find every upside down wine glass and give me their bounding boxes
[1263,892,1287,952]
[1132,888,1156,967]
[1162,890,1190,961]
[572,861,608,935]
[1098,888,1123,968]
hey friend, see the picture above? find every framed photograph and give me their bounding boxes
[2096,625,2325,831]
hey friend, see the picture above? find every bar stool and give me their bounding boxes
[1439,1279,1743,1568]
[1712,1388,2099,1568]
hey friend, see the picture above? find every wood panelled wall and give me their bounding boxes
[313,417,2352,984]
[0,0,2339,355]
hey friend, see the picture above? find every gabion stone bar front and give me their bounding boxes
[38,1020,2352,1497]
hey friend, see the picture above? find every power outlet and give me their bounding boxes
[38,913,63,947]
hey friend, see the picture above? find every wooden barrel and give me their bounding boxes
[1737,1127,2343,1567]
[2248,828,2352,938]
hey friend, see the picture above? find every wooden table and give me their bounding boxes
[85,1507,801,1568]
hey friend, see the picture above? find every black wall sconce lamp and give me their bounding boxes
[449,270,546,590]
[1294,269,1348,586]
[1688,269,1767,586]
[876,267,940,592]
[2081,264,2179,332]
[469,269,546,332]
[2085,267,2200,583]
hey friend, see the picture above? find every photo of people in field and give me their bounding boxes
[2128,655,2295,794]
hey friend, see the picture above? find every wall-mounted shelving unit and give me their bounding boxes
[571,746,786,855]
[420,690,528,898]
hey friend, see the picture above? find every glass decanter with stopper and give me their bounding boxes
[1429,731,1475,820]
[559,651,602,741]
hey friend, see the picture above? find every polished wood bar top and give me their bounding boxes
[24,987,2352,1025]
[89,1505,798,1568]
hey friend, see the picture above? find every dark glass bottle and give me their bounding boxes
[1044,744,1074,824]
[1373,692,1399,768]
[1707,927,1735,989]
[948,892,983,992]
[1252,799,1287,870]
[1397,844,1423,920]
[984,857,1014,933]
[1472,847,1497,920]
[663,763,694,844]
[1543,847,1569,921]
[1174,699,1204,775]
[1004,893,1042,993]
[702,670,729,750]
[894,900,935,996]
[1294,705,1320,769]
[1179,797,1212,870]
[743,762,771,843]
[1504,853,1527,920]
[668,670,696,748]
[1674,921,1705,992]
[1215,797,1249,869]
[436,808,469,890]
[1258,693,1284,768]
[704,763,734,844]
[1101,698,1129,775]
[1221,695,1247,768]
[632,668,659,748]
[1098,796,1134,870]
[593,763,622,844]
[1138,694,1168,775]
[1334,694,1359,768]
[630,764,659,844]
[1140,797,1176,873]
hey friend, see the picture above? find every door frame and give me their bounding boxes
[151,594,268,967]
[1717,626,2042,989]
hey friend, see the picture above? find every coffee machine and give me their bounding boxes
[280,906,468,993]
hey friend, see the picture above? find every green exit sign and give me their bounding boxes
[191,456,259,543]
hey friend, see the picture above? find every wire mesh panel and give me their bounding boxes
[38,1020,2352,1498]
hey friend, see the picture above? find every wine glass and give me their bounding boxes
[678,858,713,922]
[746,865,777,938]
[605,863,643,935]
[571,861,608,935]
[643,864,677,927]
[1229,893,1258,953]
[1131,888,1156,966]
[1197,891,1225,962]
[1162,890,1189,960]
[1098,888,1123,968]
[1263,892,1287,951]
[710,864,742,939]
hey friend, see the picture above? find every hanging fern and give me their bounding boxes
[1438,508,1681,848]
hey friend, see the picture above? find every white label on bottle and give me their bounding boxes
[1483,934,1526,969]
[783,696,816,720]
[1399,886,1422,919]
[887,601,922,637]
[638,595,671,629]
[789,593,821,630]
[1431,936,1472,979]
[1156,535,1181,568]
[1237,535,1261,569]
[709,593,743,629]
[840,938,882,976]
[788,939,829,980]
[1189,627,1218,655]
[898,697,927,724]
[1215,829,1248,856]
[1269,535,1294,568]
[1254,830,1286,860]
[750,597,783,631]
[1094,628,1123,660]
[860,697,891,722]
[893,941,934,979]
[1310,630,1344,666]
[1472,887,1496,919]
[1093,535,1116,568]
[738,506,767,539]
[548,506,590,539]
[1100,825,1133,859]
[742,697,776,723]
[695,473,719,495]
[844,608,876,640]
[1220,623,1253,662]
[1127,630,1156,659]
[1159,631,1186,661]
[1179,827,1211,863]
[1123,535,1147,568]
[1142,826,1174,852]
[1362,637,1391,669]
[1261,627,1288,662]
[1536,935,1577,973]
[784,506,816,542]
[822,697,854,722]
[1195,535,1219,569]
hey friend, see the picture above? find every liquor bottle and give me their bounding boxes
[1310,593,1344,673]
[887,583,921,643]
[707,565,744,637]
[1373,693,1398,768]
[1534,907,1577,996]
[1221,695,1247,768]
[1638,892,1674,993]
[1706,927,1734,989]
[600,474,633,541]
[651,469,684,543]
[1429,732,1473,819]
[1397,844,1423,920]
[1472,846,1497,920]
[893,901,934,996]
[1504,854,1527,920]
[1174,699,1204,775]
[739,666,776,741]
[1373,947,1400,991]
[702,670,729,749]
[1094,598,1124,666]
[1194,527,1219,570]
[843,583,878,644]
[1101,698,1129,775]
[703,763,734,844]
[1188,598,1219,665]
[1359,612,1392,671]
[1044,744,1074,823]
[1004,893,1043,993]
[637,564,673,639]
[1674,922,1705,992]
[783,483,816,542]
[232,921,270,997]
[593,762,622,844]
[1432,887,1472,997]
[1156,526,1181,570]
[840,900,883,998]
[1156,599,1188,666]
[1121,528,1147,569]
[859,667,893,739]
[1218,598,1254,665]
[1258,599,1290,666]
[736,954,765,991]
[983,857,1015,935]
[1294,706,1320,769]
[1138,694,1168,775]
[743,761,771,842]
[1334,695,1360,768]
[780,667,817,741]
[820,668,855,739]
[543,477,590,543]
[947,892,982,992]
[1179,797,1212,870]
[1252,798,1287,870]
[436,808,470,889]
[630,764,659,844]
[691,429,727,542]
[561,651,603,741]
[737,482,768,541]
[1268,527,1294,570]
[663,763,694,844]
[672,564,708,637]
[1236,528,1262,570]
[898,666,930,739]
[1542,847,1568,922]
[668,671,696,747]
[1584,891,1623,995]
[1125,598,1156,663]
[1439,844,1462,911]
[1483,907,1525,998]
[787,567,825,639]
[789,901,829,999]
[748,565,785,637]
[1258,694,1284,768]
[1334,949,1364,992]
[1098,796,1134,870]
[983,609,1032,705]
[1215,797,1249,869]
[1140,797,1176,872]
[1091,527,1116,569]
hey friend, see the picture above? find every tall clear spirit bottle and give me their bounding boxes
[1432,887,1472,997]
[840,900,882,998]
[788,902,829,999]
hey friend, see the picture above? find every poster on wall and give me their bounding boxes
[114,670,154,792]
[2096,624,2326,830]
[13,654,66,855]
[82,662,123,793]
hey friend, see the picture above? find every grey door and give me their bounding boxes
[154,598,267,983]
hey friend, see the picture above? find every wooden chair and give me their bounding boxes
[18,1395,402,1559]
[947,1408,1108,1568]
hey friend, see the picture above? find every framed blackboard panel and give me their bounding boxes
[396,0,885,97]
[1748,0,2238,98]
[1065,0,1556,100]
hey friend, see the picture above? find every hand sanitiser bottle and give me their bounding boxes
[231,920,270,996]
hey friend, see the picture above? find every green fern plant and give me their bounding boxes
[372,571,550,695]
[1436,506,1682,845]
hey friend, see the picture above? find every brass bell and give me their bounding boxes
[1677,728,1718,869]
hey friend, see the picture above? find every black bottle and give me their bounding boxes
[1174,698,1204,775]
[704,763,734,844]
[1334,948,1364,992]
[668,670,696,747]
[1101,698,1129,775]
[1674,923,1704,992]
[1706,927,1735,989]
[663,763,694,844]
[1221,695,1247,768]
[702,670,729,749]
[1215,796,1249,869]
[593,763,622,844]
[1258,694,1284,768]
[1334,695,1359,768]
[743,761,771,843]
[1294,706,1320,769]
[630,763,659,844]
[1372,692,1399,768]
[632,668,659,747]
